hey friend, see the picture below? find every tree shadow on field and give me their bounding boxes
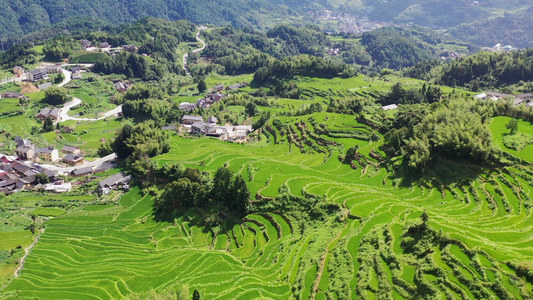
[396,156,494,192]
[154,205,244,236]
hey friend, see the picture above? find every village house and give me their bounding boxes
[98,172,132,194]
[178,93,226,111]
[381,104,399,111]
[69,66,82,73]
[191,121,209,135]
[16,145,35,160]
[45,65,60,74]
[181,115,204,125]
[123,45,138,52]
[11,161,32,176]
[45,182,72,193]
[26,69,47,82]
[80,40,92,49]
[115,82,127,93]
[2,91,24,99]
[34,146,59,162]
[72,72,82,80]
[212,84,224,93]
[62,145,81,155]
[71,166,94,177]
[62,154,84,166]
[178,102,197,111]
[12,66,24,77]
[36,107,62,123]
[100,42,110,48]
[226,83,242,91]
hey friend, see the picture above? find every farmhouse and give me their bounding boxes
[2,91,24,99]
[100,42,110,48]
[178,102,197,111]
[212,84,224,92]
[71,166,94,177]
[381,104,399,111]
[62,154,84,166]
[123,45,138,52]
[26,69,47,82]
[34,146,59,162]
[11,161,32,175]
[115,82,127,93]
[45,65,60,74]
[16,145,35,161]
[191,121,208,135]
[45,182,72,193]
[226,83,242,91]
[72,72,82,80]
[80,40,92,48]
[98,172,132,193]
[62,145,81,155]
[36,107,62,122]
[181,115,203,125]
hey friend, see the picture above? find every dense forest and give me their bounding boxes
[0,0,313,46]
[405,49,533,91]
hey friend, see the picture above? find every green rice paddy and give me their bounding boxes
[2,112,533,299]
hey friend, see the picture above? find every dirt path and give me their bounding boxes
[183,26,207,76]
[15,228,44,278]
[310,221,349,299]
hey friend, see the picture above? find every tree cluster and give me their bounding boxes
[43,86,71,105]
[253,54,354,84]
[385,100,499,171]
[154,166,251,217]
[98,121,171,160]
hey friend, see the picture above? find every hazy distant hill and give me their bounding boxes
[0,0,312,44]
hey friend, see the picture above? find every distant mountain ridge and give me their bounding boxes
[0,0,311,45]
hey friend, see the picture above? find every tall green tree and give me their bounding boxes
[197,79,207,93]
[42,117,54,132]
[506,118,518,134]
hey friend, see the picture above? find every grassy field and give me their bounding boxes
[2,111,533,298]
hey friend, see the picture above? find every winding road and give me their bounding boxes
[183,26,207,76]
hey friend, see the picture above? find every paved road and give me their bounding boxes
[58,97,123,123]
[183,26,207,76]
[57,68,71,87]
[39,153,117,175]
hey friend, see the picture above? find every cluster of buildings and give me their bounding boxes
[327,48,341,56]
[178,83,245,111]
[80,39,138,53]
[179,93,226,111]
[181,115,253,141]
[492,43,515,52]
[474,92,533,106]
[15,137,85,165]
[12,64,62,83]
[1,137,119,195]
[0,156,63,194]
[69,66,84,80]
[317,10,388,35]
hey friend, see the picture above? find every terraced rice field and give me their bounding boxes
[3,114,533,299]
